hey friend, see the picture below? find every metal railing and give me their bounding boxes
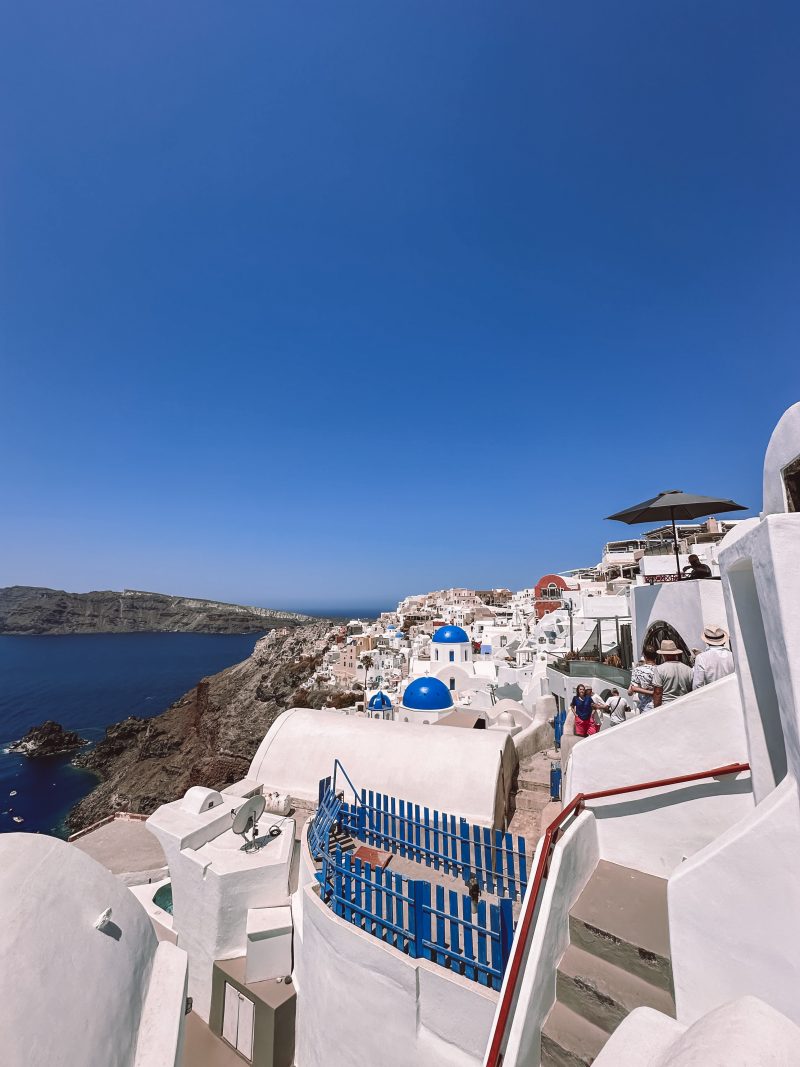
[484,761,751,1067]
[548,660,632,687]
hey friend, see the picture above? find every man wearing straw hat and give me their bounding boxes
[652,640,693,707]
[692,625,734,688]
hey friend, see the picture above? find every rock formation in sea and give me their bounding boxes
[0,585,317,635]
[67,621,358,831]
[9,721,88,758]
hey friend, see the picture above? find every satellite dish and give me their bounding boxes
[232,795,267,852]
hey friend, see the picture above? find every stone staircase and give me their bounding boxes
[510,752,560,841]
[541,860,675,1067]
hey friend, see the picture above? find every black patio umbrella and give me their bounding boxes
[606,490,748,579]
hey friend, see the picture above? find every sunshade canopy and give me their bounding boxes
[606,489,747,525]
[606,489,748,579]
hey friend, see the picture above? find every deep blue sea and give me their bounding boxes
[0,632,264,837]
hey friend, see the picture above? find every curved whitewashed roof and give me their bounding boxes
[248,708,516,828]
[0,833,187,1067]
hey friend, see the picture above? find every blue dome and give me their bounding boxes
[368,691,393,710]
[402,677,454,712]
[432,625,470,644]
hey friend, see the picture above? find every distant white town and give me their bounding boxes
[3,402,800,1067]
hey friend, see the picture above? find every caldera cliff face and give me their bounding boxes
[66,621,358,831]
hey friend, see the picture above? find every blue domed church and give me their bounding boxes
[367,690,394,720]
[431,625,473,666]
[400,676,454,724]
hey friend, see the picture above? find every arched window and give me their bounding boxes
[641,621,692,664]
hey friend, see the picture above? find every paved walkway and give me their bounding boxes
[182,1012,241,1067]
[72,819,166,878]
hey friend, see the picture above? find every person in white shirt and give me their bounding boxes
[605,688,628,726]
[692,625,735,688]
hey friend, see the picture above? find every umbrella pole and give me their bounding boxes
[671,508,681,579]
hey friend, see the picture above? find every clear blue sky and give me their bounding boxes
[1,2,798,613]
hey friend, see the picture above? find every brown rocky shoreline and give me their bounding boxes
[66,621,354,832]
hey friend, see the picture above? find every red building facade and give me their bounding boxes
[533,573,571,619]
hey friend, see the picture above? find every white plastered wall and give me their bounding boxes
[668,774,800,1028]
[630,579,728,658]
[0,834,187,1067]
[294,871,496,1067]
[564,675,753,877]
[147,792,292,1021]
[487,811,599,1067]
[720,515,799,801]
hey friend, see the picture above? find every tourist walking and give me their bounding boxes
[571,684,599,737]
[692,625,735,688]
[652,640,693,706]
[605,688,627,726]
[628,645,657,713]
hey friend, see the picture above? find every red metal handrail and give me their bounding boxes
[485,760,751,1067]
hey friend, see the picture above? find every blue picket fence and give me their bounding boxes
[320,847,514,990]
[337,788,528,900]
[308,768,523,991]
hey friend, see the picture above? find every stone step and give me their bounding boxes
[514,789,550,813]
[556,944,676,1036]
[518,776,553,794]
[569,861,672,993]
[541,1000,607,1067]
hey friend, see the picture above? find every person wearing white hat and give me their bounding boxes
[652,640,693,707]
[692,626,734,688]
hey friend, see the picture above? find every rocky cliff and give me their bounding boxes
[10,721,88,758]
[0,586,316,635]
[66,621,357,831]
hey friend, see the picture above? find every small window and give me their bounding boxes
[783,455,800,512]
[449,650,455,662]
[449,677,455,690]
[463,649,468,660]
[435,649,439,660]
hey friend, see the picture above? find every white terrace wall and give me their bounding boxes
[668,774,800,1029]
[489,811,599,1067]
[293,870,497,1066]
[721,515,800,802]
[564,675,754,878]
[0,834,187,1067]
[630,579,727,659]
